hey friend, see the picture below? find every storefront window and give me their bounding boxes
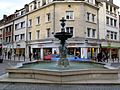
[43,48,52,60]
[67,48,80,58]
[33,48,41,60]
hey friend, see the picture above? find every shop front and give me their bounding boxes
[13,42,26,59]
[31,43,59,60]
[32,48,41,60]
[67,47,97,60]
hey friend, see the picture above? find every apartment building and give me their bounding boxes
[0,14,14,58]
[98,0,120,59]
[0,19,4,55]
[0,0,119,60]
[26,0,99,60]
[13,6,28,58]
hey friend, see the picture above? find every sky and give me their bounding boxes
[0,0,32,19]
[0,0,120,19]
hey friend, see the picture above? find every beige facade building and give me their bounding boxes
[0,0,120,61]
[26,0,99,60]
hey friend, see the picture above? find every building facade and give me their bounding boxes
[0,0,120,61]
[0,14,14,59]
[98,0,120,60]
[0,19,4,56]
[26,0,99,60]
[13,7,28,59]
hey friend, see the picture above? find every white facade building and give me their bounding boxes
[13,8,27,57]
[98,0,120,59]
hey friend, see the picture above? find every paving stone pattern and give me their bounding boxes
[0,83,120,90]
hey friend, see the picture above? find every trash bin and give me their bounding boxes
[0,55,3,63]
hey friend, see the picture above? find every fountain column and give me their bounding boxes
[54,17,73,67]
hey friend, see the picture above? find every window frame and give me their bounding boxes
[66,11,74,20]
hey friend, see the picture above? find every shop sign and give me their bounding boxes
[90,43,98,46]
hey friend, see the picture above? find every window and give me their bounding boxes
[86,12,90,21]
[114,20,117,27]
[106,30,110,39]
[28,19,32,27]
[36,16,40,25]
[21,10,25,15]
[66,27,73,35]
[38,1,40,7]
[92,29,96,38]
[15,23,19,30]
[114,7,116,14]
[15,35,19,41]
[110,18,113,26]
[16,13,19,17]
[111,32,113,39]
[92,14,95,22]
[66,11,74,20]
[46,13,51,22]
[106,4,108,11]
[107,30,117,40]
[106,17,109,25]
[21,21,25,28]
[30,5,33,11]
[36,30,40,39]
[9,36,11,42]
[6,37,8,42]
[110,6,112,12]
[114,32,117,40]
[47,28,50,38]
[20,34,25,40]
[29,32,31,40]
[87,28,91,37]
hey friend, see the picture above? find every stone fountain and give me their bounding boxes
[54,17,72,67]
[5,18,119,83]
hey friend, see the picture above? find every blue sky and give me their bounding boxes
[0,0,119,19]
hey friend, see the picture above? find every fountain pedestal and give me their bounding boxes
[54,17,72,67]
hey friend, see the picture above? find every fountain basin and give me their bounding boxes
[6,61,119,82]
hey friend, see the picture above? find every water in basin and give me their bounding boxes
[20,61,106,70]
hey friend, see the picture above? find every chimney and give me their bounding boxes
[109,0,113,3]
[3,15,7,19]
[24,4,29,12]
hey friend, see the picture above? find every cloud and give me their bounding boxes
[0,0,31,19]
[0,2,14,9]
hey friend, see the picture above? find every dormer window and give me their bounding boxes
[46,0,53,4]
[38,1,41,8]
[30,5,33,11]
[21,10,25,15]
[16,13,19,17]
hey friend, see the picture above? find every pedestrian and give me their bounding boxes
[8,51,11,59]
[97,52,102,62]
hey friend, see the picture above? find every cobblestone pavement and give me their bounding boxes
[0,60,23,76]
[0,83,119,90]
[0,60,120,90]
